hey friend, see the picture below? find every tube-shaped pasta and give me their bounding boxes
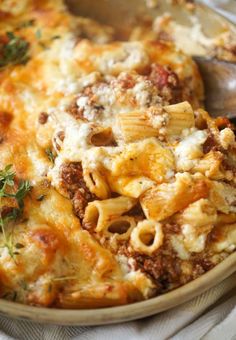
[108,175,154,198]
[104,216,136,240]
[141,173,209,221]
[83,196,137,232]
[175,199,216,253]
[83,169,110,199]
[57,282,133,308]
[165,101,195,136]
[118,103,194,142]
[109,138,175,183]
[88,126,114,146]
[130,220,163,255]
[118,111,158,143]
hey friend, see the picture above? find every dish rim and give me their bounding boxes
[0,251,235,326]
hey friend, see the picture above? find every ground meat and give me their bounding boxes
[0,111,13,127]
[117,73,136,89]
[192,256,214,273]
[67,100,87,121]
[133,252,182,291]
[117,239,183,292]
[118,231,214,294]
[164,223,181,234]
[72,188,95,220]
[60,162,85,196]
[67,87,104,122]
[148,63,182,103]
[203,134,219,154]
[121,246,215,293]
[38,112,48,124]
[60,162,95,220]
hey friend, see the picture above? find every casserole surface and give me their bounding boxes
[0,0,235,313]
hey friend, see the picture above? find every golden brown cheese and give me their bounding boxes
[0,0,235,308]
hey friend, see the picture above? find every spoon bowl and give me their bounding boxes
[193,57,236,120]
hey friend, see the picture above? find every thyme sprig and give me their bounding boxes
[0,165,31,258]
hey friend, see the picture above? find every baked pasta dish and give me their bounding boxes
[0,0,235,308]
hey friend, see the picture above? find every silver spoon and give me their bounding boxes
[66,0,236,120]
[193,57,236,120]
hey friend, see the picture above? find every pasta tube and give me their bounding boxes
[130,220,163,255]
[165,101,195,136]
[141,173,209,221]
[83,196,137,232]
[104,216,136,240]
[83,169,110,199]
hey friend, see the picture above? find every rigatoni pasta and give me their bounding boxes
[104,216,136,240]
[130,220,164,255]
[107,175,154,198]
[165,101,195,137]
[83,196,137,232]
[83,169,111,199]
[118,110,159,143]
[140,173,209,221]
[105,138,175,183]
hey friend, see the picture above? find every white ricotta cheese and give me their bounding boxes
[174,130,208,171]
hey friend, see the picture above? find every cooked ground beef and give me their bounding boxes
[148,63,182,104]
[38,112,48,125]
[60,162,95,220]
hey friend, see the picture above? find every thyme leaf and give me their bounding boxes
[45,148,55,164]
[15,180,31,210]
[0,32,30,69]
[0,165,31,258]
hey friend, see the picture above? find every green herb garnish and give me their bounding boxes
[0,32,30,69]
[0,165,31,258]
[15,180,31,210]
[0,164,15,196]
[45,148,55,164]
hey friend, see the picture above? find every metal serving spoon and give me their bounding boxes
[194,57,236,120]
[66,0,236,120]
